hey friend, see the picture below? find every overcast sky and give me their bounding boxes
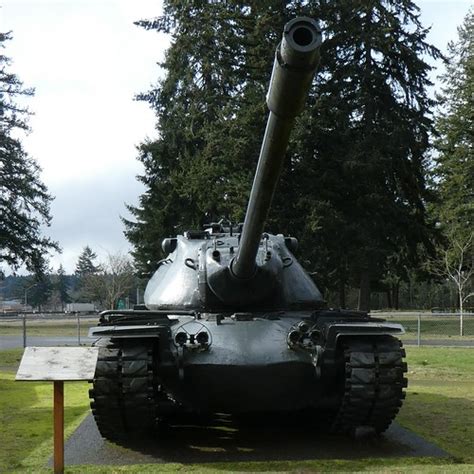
[1,0,472,274]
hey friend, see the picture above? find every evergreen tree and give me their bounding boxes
[24,273,52,310]
[126,2,440,311]
[56,264,71,307]
[75,246,101,276]
[434,9,473,238]
[0,31,58,274]
[75,246,102,302]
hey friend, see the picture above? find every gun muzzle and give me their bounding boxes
[267,17,322,118]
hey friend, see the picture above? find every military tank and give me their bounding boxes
[89,17,407,440]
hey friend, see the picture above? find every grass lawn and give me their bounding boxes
[0,319,97,337]
[397,346,474,464]
[383,315,474,340]
[0,349,90,472]
[0,345,473,472]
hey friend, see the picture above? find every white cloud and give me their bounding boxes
[1,0,167,273]
[46,167,146,272]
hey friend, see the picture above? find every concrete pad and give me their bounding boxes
[51,413,449,467]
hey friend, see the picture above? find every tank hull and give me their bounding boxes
[163,316,320,412]
[89,310,407,440]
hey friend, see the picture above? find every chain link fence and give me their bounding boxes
[2,310,473,350]
[0,312,99,350]
[374,311,474,346]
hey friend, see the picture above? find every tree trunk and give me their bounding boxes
[408,278,413,308]
[459,292,464,336]
[338,279,346,309]
[358,270,371,311]
[386,289,392,309]
[393,281,400,310]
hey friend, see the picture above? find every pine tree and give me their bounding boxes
[434,9,473,238]
[25,273,52,310]
[56,264,71,307]
[74,246,102,303]
[0,31,58,274]
[75,246,101,276]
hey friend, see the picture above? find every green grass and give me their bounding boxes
[1,346,473,472]
[0,348,24,370]
[0,349,90,472]
[64,458,471,473]
[397,346,474,463]
[0,320,96,337]
[383,315,474,340]
[405,345,474,373]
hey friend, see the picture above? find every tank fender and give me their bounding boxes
[89,309,181,339]
[317,322,405,379]
[88,324,173,339]
[322,322,405,351]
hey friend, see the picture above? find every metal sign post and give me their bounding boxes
[22,313,27,348]
[16,347,98,474]
[77,313,81,345]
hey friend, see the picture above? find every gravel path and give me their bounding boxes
[50,413,449,466]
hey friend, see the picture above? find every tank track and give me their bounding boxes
[89,338,169,440]
[332,336,407,435]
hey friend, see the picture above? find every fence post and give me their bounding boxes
[417,313,421,347]
[77,313,81,346]
[22,313,27,348]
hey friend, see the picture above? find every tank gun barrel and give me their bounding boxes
[231,17,322,280]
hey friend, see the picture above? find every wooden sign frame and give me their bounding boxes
[16,347,99,474]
